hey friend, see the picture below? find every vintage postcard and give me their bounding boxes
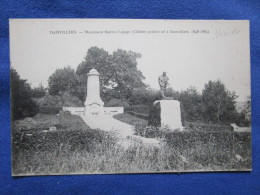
[10,19,251,176]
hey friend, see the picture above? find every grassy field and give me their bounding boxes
[12,113,91,132]
[113,113,148,125]
[12,113,252,175]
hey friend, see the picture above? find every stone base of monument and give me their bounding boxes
[85,104,104,116]
[149,100,184,131]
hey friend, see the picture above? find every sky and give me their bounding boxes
[10,19,250,101]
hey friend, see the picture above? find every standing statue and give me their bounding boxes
[158,72,169,98]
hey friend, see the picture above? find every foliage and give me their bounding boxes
[12,127,251,175]
[48,66,84,100]
[185,122,232,132]
[148,102,161,127]
[127,111,149,120]
[124,104,150,120]
[13,113,90,132]
[125,105,150,115]
[39,106,62,115]
[35,92,83,107]
[129,87,160,105]
[105,98,129,107]
[11,68,38,120]
[134,124,173,138]
[76,47,146,101]
[202,80,238,124]
[235,96,251,127]
[31,83,46,98]
[178,87,203,122]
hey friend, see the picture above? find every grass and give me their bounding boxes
[12,113,252,175]
[113,113,148,126]
[12,113,91,132]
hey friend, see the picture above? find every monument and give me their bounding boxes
[153,72,183,130]
[84,69,104,116]
[64,68,124,116]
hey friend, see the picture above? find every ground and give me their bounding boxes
[12,113,252,176]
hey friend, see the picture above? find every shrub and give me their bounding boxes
[105,98,129,107]
[125,105,150,115]
[148,102,161,127]
[35,92,83,107]
[12,129,120,175]
[39,106,62,114]
[134,124,172,138]
[185,122,232,132]
[13,113,90,132]
[127,111,149,120]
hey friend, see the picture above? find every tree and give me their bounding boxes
[32,83,46,98]
[35,92,83,107]
[76,47,146,102]
[110,49,145,99]
[129,87,161,106]
[235,96,251,127]
[202,80,238,124]
[179,87,203,122]
[48,66,84,99]
[11,68,38,120]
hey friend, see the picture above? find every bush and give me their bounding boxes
[127,112,149,120]
[35,92,83,107]
[135,122,233,140]
[39,106,62,114]
[134,124,172,138]
[12,129,119,175]
[185,122,232,132]
[12,129,117,153]
[125,105,150,115]
[148,102,161,127]
[105,98,129,107]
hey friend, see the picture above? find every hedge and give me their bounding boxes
[185,122,233,131]
[125,105,150,115]
[127,111,149,120]
[148,102,161,127]
[39,106,63,114]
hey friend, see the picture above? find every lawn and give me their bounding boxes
[12,112,91,132]
[113,113,148,126]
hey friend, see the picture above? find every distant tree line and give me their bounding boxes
[11,47,251,126]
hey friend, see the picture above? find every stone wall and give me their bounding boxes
[63,106,124,116]
[104,107,124,115]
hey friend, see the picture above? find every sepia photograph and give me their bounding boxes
[10,19,251,176]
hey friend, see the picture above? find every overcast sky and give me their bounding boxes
[10,19,250,101]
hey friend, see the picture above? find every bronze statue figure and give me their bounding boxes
[158,72,169,98]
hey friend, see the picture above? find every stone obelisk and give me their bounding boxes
[84,69,104,116]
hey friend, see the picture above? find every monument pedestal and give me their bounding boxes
[85,102,104,116]
[154,100,184,131]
